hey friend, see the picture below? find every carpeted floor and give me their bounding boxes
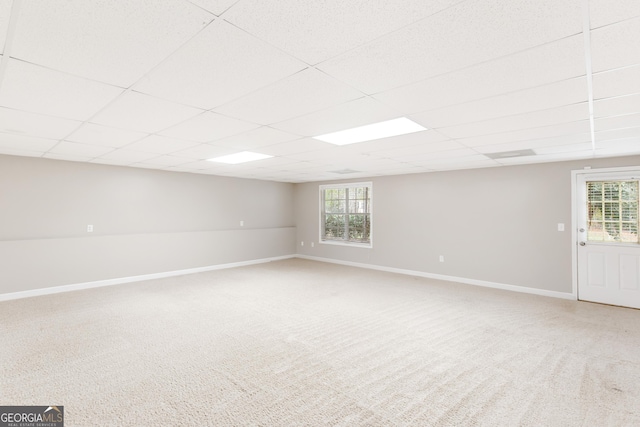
[2,258,640,426]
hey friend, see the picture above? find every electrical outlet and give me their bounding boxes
[311,242,314,248]
[557,223,565,231]
[87,224,94,233]
[301,241,304,246]
[439,255,444,263]
[240,220,244,227]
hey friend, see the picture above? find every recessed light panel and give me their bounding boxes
[313,117,427,145]
[207,151,273,164]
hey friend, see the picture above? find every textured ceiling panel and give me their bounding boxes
[223,0,463,65]
[590,17,640,73]
[91,91,203,133]
[10,0,214,87]
[0,107,81,140]
[134,20,307,109]
[410,77,589,129]
[159,112,260,143]
[318,0,583,94]
[0,59,124,121]
[0,0,13,53]
[373,35,586,115]
[0,1,638,182]
[213,68,363,125]
[589,0,640,29]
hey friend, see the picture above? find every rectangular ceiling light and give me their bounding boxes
[313,117,427,145]
[207,151,273,164]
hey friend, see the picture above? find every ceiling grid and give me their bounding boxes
[0,0,637,182]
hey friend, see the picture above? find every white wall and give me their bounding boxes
[295,155,640,295]
[0,155,295,294]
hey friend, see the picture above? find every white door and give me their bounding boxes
[576,171,640,309]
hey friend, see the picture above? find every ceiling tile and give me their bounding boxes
[336,130,453,155]
[0,1,13,53]
[0,132,57,152]
[596,138,640,155]
[593,65,640,100]
[589,0,640,28]
[374,35,586,115]
[66,123,148,148]
[223,0,462,65]
[411,155,498,169]
[124,135,201,155]
[594,94,640,118]
[134,20,306,109]
[213,68,364,125]
[318,0,583,94]
[0,107,81,139]
[10,0,214,87]
[0,147,42,158]
[43,152,95,163]
[393,148,480,163]
[534,142,593,155]
[0,59,124,121]
[595,113,640,132]
[92,149,160,164]
[211,126,302,150]
[189,0,238,16]
[595,127,640,142]
[435,103,589,139]
[369,139,466,160]
[159,111,260,143]
[410,77,589,128]
[134,155,193,167]
[456,120,591,147]
[48,141,114,157]
[411,78,587,128]
[170,143,235,160]
[91,91,203,133]
[591,17,640,73]
[475,132,592,154]
[494,150,593,165]
[272,96,401,137]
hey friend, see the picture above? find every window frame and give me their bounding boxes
[319,182,372,248]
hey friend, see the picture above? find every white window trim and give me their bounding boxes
[319,182,373,248]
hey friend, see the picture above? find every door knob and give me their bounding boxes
[579,228,585,232]
[579,242,586,246]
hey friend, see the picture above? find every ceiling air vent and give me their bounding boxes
[330,169,360,174]
[485,149,536,159]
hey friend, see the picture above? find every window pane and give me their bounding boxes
[323,214,345,239]
[588,182,602,201]
[321,184,371,244]
[325,200,345,213]
[348,214,366,240]
[604,182,620,200]
[604,222,620,241]
[588,221,603,241]
[586,180,639,243]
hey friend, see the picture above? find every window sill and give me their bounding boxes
[319,240,372,249]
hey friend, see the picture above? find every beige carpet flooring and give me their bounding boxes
[2,258,640,426]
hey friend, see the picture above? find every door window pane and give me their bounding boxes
[587,181,639,243]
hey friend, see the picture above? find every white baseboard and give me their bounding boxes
[296,254,576,301]
[0,255,296,302]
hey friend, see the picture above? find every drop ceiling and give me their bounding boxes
[0,0,638,183]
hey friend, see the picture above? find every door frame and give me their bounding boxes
[571,165,640,301]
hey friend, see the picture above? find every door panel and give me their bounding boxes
[576,172,640,309]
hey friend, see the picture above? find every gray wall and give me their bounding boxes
[295,155,640,294]
[0,155,295,294]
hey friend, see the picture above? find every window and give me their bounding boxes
[320,182,372,247]
[586,180,639,243]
